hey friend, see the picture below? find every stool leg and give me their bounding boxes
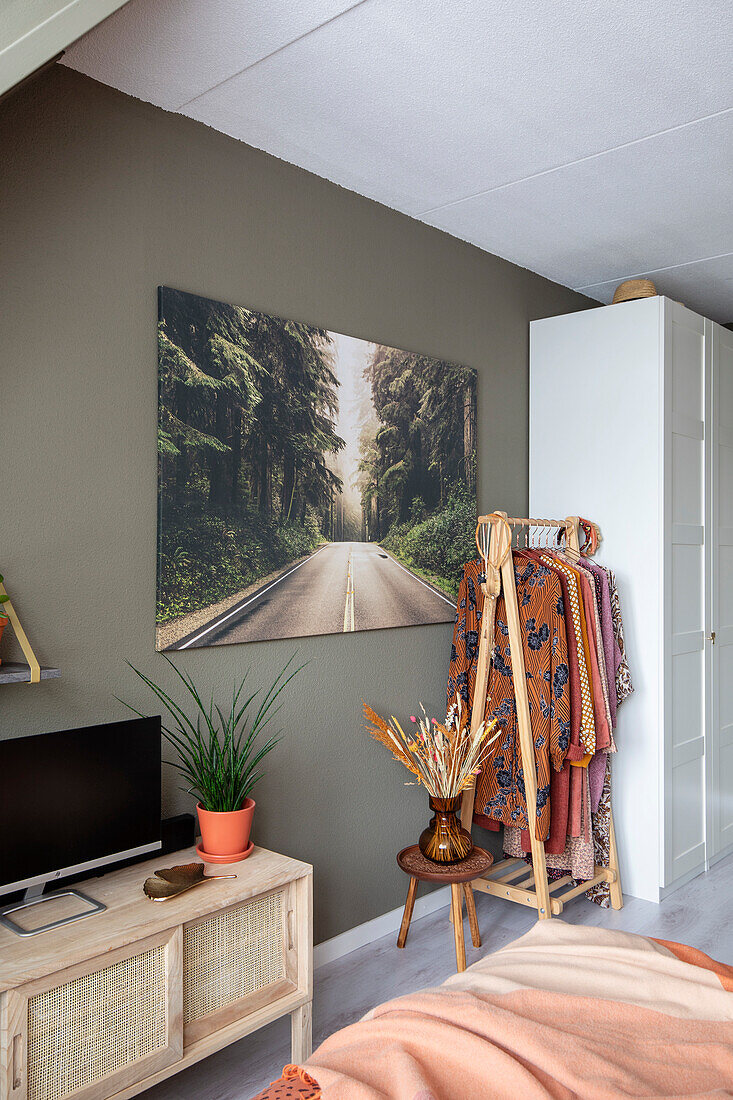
[450,883,466,972]
[397,877,418,948]
[463,882,481,948]
[449,881,463,925]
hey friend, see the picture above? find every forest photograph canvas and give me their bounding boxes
[156,286,477,650]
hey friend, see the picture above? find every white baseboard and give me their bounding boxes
[314,885,451,969]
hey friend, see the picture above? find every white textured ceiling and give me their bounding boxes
[63,0,733,320]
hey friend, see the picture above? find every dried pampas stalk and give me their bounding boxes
[363,696,500,799]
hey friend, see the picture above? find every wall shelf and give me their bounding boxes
[0,577,51,684]
[0,662,60,685]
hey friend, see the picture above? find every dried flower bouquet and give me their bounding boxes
[363,699,499,799]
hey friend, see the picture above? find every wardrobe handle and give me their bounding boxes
[708,632,716,645]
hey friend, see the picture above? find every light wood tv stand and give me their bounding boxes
[0,846,313,1100]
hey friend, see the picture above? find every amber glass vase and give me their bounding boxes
[418,795,473,864]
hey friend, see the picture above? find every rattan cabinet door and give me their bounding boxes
[182,884,298,1045]
[2,929,182,1100]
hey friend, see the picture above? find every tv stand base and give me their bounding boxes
[0,886,105,936]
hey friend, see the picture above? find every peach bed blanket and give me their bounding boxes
[255,920,733,1099]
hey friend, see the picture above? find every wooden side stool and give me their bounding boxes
[396,845,493,972]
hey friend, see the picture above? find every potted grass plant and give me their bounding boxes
[125,654,302,861]
[364,699,500,863]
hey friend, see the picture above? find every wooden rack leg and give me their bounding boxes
[607,811,624,910]
[460,779,477,833]
[450,884,466,971]
[499,532,552,919]
[460,516,511,832]
[397,877,418,948]
[463,883,481,947]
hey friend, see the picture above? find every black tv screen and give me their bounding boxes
[0,717,161,893]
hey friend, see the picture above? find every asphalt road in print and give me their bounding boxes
[171,542,455,648]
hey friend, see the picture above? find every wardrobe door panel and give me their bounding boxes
[672,544,703,637]
[718,644,733,855]
[665,303,707,886]
[672,323,705,416]
[672,651,703,750]
[672,434,704,525]
[672,756,706,874]
[711,323,733,859]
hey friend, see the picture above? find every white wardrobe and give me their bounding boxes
[529,296,733,903]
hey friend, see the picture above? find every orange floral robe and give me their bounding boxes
[447,555,570,839]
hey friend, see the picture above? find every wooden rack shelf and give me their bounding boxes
[0,662,60,685]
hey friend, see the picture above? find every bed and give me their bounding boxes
[254,920,733,1099]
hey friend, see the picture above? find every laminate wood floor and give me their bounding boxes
[142,854,733,1100]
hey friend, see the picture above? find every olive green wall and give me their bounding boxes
[0,65,591,942]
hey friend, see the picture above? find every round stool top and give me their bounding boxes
[396,844,493,884]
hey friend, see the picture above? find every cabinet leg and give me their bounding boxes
[450,883,466,972]
[463,883,481,948]
[397,877,418,948]
[291,1001,312,1064]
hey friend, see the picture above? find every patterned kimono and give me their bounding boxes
[447,555,570,840]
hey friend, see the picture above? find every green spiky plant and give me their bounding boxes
[122,654,303,811]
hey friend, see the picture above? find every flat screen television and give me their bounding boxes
[0,717,161,921]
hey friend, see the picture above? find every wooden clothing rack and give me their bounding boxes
[459,510,623,919]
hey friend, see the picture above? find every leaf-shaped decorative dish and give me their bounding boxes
[143,862,236,902]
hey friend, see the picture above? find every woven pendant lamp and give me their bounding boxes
[612,278,657,304]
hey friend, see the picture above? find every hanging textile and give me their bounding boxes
[447,555,570,839]
[609,569,634,705]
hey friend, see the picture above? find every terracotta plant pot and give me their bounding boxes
[0,616,6,665]
[197,798,255,857]
[418,795,473,864]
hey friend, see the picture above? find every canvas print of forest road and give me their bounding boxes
[156,286,477,650]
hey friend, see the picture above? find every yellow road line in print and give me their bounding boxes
[343,549,355,632]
